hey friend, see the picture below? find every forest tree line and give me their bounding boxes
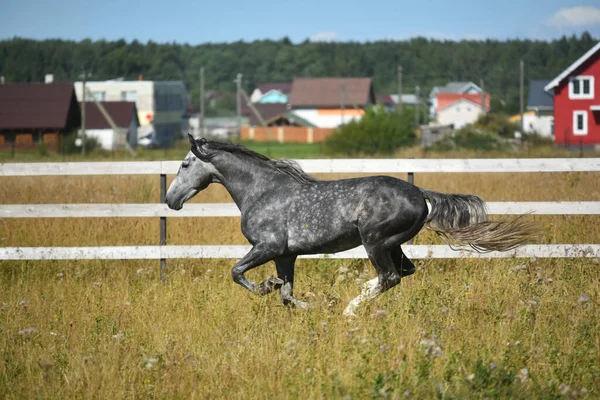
[0,32,597,114]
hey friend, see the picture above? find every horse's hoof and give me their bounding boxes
[257,275,284,295]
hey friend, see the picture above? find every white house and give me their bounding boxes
[78,101,139,150]
[74,79,188,148]
[429,81,483,118]
[437,98,488,129]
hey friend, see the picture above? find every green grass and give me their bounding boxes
[1,139,598,163]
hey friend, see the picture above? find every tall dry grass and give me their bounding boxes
[1,150,599,398]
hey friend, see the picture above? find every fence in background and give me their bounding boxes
[240,126,335,143]
[1,158,600,281]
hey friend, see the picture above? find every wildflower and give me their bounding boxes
[1,302,7,311]
[286,339,296,352]
[18,327,38,338]
[559,383,570,395]
[123,301,131,307]
[420,335,443,359]
[518,368,529,383]
[578,293,590,304]
[509,264,527,274]
[379,344,391,353]
[371,309,388,319]
[338,266,349,275]
[144,357,159,369]
[56,272,64,279]
[20,299,28,308]
[112,331,125,341]
[49,332,57,336]
[92,281,102,287]
[466,373,475,381]
[136,268,145,277]
[490,362,496,370]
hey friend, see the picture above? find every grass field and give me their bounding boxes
[1,145,599,398]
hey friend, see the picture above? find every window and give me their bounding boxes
[569,76,594,99]
[573,111,588,135]
[120,90,137,102]
[89,91,105,101]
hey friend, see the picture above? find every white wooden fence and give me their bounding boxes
[1,159,600,274]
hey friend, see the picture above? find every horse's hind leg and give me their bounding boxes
[391,247,416,277]
[274,256,309,309]
[343,247,401,317]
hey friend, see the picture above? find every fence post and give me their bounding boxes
[160,173,167,282]
[408,172,414,244]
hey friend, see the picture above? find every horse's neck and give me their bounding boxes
[213,153,286,211]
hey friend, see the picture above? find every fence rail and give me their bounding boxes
[2,158,600,176]
[1,159,599,274]
[1,202,600,218]
[2,245,599,261]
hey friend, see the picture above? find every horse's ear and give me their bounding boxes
[188,133,197,147]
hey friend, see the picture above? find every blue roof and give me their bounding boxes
[527,80,553,109]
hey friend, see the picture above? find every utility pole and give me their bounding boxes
[397,65,403,112]
[199,67,205,137]
[79,70,91,155]
[415,85,420,127]
[236,73,242,138]
[340,80,345,126]
[520,60,524,132]
[480,78,485,111]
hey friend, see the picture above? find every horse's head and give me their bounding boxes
[166,134,218,210]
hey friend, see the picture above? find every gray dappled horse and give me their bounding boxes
[166,135,536,316]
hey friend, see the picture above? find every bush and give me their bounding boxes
[62,132,100,154]
[472,113,520,138]
[431,126,510,152]
[323,106,416,156]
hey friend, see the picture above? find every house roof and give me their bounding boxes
[255,82,292,94]
[527,80,553,109]
[436,93,489,112]
[545,41,600,91]
[0,83,81,131]
[289,77,375,108]
[389,94,421,105]
[247,103,289,126]
[438,97,489,112]
[79,101,139,129]
[430,81,481,97]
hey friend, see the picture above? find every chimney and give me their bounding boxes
[45,74,54,84]
[139,73,143,81]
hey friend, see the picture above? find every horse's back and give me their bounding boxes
[284,176,427,254]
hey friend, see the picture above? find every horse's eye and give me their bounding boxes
[182,162,189,169]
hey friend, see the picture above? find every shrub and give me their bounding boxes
[472,113,520,138]
[431,126,510,152]
[323,106,416,156]
[62,132,100,154]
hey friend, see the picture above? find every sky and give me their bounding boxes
[1,0,600,44]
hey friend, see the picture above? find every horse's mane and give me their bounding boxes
[201,140,318,184]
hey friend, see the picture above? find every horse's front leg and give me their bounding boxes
[231,244,280,295]
[274,256,310,309]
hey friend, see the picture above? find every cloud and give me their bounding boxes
[310,32,338,42]
[547,6,600,28]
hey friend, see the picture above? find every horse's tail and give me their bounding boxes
[420,189,538,252]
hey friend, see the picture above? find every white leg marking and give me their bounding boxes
[343,277,381,317]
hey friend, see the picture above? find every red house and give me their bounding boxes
[545,41,600,147]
